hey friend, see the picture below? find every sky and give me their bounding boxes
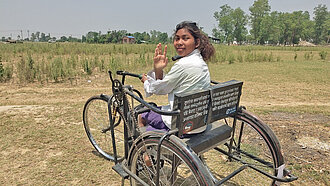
[0,0,329,39]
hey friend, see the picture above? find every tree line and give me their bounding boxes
[213,0,329,45]
[1,29,170,44]
[1,0,328,45]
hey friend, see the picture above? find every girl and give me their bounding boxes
[139,21,215,132]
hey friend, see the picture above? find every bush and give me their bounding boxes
[26,55,36,82]
[16,55,36,83]
[0,62,4,82]
[0,61,13,83]
[83,58,92,75]
[228,54,235,64]
[4,64,13,82]
[237,53,244,63]
[319,51,327,60]
[51,57,64,82]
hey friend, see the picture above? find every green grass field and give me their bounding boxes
[0,43,329,185]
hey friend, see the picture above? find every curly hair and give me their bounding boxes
[174,21,215,61]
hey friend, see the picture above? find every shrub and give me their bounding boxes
[83,58,92,75]
[0,61,4,82]
[228,54,235,64]
[51,57,64,82]
[245,51,254,62]
[304,52,310,60]
[268,52,274,62]
[237,53,244,63]
[26,55,36,82]
[4,64,13,82]
[319,51,327,60]
[16,55,36,83]
[0,60,13,83]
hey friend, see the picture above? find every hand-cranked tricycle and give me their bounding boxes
[82,70,298,185]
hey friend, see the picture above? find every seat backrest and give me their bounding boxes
[171,80,243,137]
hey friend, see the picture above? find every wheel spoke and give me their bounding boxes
[130,138,205,185]
[83,95,125,161]
[201,111,281,185]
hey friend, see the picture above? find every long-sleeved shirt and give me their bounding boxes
[143,49,211,129]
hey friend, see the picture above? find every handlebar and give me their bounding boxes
[108,70,142,86]
[116,70,142,80]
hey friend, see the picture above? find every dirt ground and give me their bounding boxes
[264,112,329,183]
[0,77,329,185]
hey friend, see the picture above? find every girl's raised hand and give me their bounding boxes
[153,43,168,71]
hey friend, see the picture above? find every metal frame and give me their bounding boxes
[100,70,297,185]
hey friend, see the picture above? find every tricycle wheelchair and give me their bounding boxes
[83,70,297,185]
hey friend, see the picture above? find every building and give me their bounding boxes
[122,36,135,44]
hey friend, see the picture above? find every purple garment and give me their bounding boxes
[141,107,170,132]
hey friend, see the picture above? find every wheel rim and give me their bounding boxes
[202,116,279,185]
[83,96,125,161]
[130,138,203,186]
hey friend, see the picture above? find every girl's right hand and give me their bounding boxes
[153,43,168,71]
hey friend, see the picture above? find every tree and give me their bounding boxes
[313,4,329,44]
[279,12,294,45]
[158,32,169,43]
[59,36,68,42]
[86,31,99,43]
[149,30,169,44]
[82,35,86,42]
[232,7,248,44]
[300,11,314,42]
[133,31,150,43]
[274,11,315,46]
[214,4,234,45]
[45,33,52,42]
[249,0,271,44]
[40,33,46,42]
[258,11,283,45]
[30,33,36,42]
[36,31,40,41]
[324,17,330,43]
[289,11,312,45]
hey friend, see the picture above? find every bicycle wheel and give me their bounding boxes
[129,137,212,186]
[83,94,125,161]
[202,108,283,185]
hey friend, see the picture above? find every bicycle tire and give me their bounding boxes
[202,108,283,185]
[83,94,126,161]
[129,136,213,186]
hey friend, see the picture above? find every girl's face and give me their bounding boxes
[174,28,199,57]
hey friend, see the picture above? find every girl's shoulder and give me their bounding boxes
[177,51,204,66]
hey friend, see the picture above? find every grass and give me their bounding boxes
[0,43,329,185]
[208,60,330,115]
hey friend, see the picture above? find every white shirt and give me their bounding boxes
[143,49,211,129]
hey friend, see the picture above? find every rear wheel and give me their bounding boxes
[202,108,283,185]
[129,137,211,186]
[83,95,125,161]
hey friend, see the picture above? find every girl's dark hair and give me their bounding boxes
[175,21,215,61]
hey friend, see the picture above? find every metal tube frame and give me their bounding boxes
[107,70,297,184]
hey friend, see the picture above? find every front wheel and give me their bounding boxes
[129,137,213,186]
[83,94,126,161]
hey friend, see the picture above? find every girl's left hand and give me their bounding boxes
[141,73,147,83]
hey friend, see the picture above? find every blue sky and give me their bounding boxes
[0,0,329,39]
